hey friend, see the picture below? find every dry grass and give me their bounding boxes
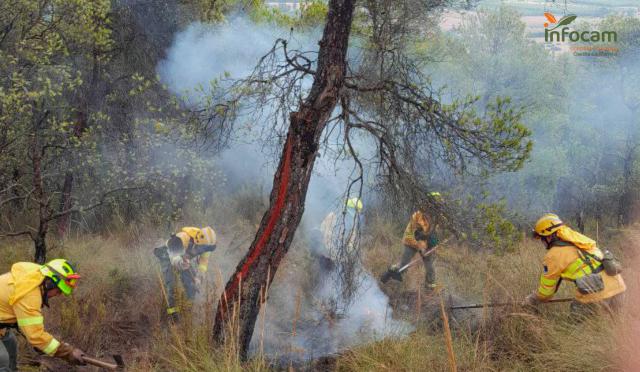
[344,225,635,372]
[0,215,635,371]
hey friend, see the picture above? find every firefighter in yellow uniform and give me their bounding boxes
[319,197,363,261]
[154,226,217,319]
[0,259,86,371]
[524,214,626,315]
[382,192,442,291]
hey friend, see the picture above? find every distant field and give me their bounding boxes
[264,0,640,17]
[478,0,639,16]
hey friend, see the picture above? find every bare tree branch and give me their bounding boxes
[0,230,34,239]
[45,186,142,222]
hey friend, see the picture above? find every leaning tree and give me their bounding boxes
[206,0,532,357]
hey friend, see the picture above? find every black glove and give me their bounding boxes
[414,229,428,241]
[185,244,216,259]
[153,247,169,260]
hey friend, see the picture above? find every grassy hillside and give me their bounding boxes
[1,212,636,371]
[338,225,638,371]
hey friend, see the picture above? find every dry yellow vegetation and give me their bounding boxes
[0,221,637,371]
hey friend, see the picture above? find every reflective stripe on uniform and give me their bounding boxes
[43,338,60,355]
[17,316,43,327]
[540,277,557,287]
[537,275,558,297]
[564,259,587,278]
[167,307,179,315]
[538,287,556,297]
[538,285,555,297]
[563,257,600,280]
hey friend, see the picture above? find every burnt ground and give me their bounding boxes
[388,289,482,333]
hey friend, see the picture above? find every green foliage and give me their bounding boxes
[418,8,640,236]
[0,0,227,253]
[418,7,566,224]
[250,0,327,28]
[473,200,520,253]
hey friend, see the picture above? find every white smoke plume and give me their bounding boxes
[157,15,411,361]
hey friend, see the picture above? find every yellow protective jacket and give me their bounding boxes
[174,226,216,273]
[0,262,61,355]
[402,211,433,250]
[536,241,626,304]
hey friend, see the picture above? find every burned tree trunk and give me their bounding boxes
[56,111,87,238]
[34,227,48,264]
[56,172,73,238]
[212,0,356,357]
[32,132,49,264]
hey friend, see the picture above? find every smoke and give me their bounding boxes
[156,16,356,191]
[251,267,413,362]
[423,7,640,226]
[157,18,282,101]
[157,14,409,362]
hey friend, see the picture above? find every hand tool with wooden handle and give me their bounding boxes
[82,354,125,370]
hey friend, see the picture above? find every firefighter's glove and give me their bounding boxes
[521,293,540,307]
[153,247,168,260]
[170,255,191,271]
[54,342,86,366]
[194,273,203,288]
[179,256,191,271]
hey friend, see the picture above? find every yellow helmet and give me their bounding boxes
[40,259,80,296]
[181,226,216,245]
[200,226,216,245]
[346,197,363,213]
[181,227,206,244]
[167,227,216,253]
[533,213,564,237]
[428,191,443,201]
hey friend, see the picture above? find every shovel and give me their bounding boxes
[380,236,455,283]
[82,354,125,370]
[380,244,442,283]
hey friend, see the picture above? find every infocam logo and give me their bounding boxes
[543,12,617,43]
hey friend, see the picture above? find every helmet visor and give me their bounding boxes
[58,273,80,296]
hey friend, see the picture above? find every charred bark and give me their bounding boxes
[34,228,48,264]
[212,0,356,357]
[56,99,88,238]
[32,132,48,264]
[56,172,74,238]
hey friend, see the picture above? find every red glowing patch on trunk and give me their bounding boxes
[222,138,293,307]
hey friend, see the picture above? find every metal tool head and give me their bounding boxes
[113,355,125,369]
[380,270,403,283]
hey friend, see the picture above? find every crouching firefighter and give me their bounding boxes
[0,259,86,371]
[154,226,217,320]
[381,192,443,292]
[523,213,626,316]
